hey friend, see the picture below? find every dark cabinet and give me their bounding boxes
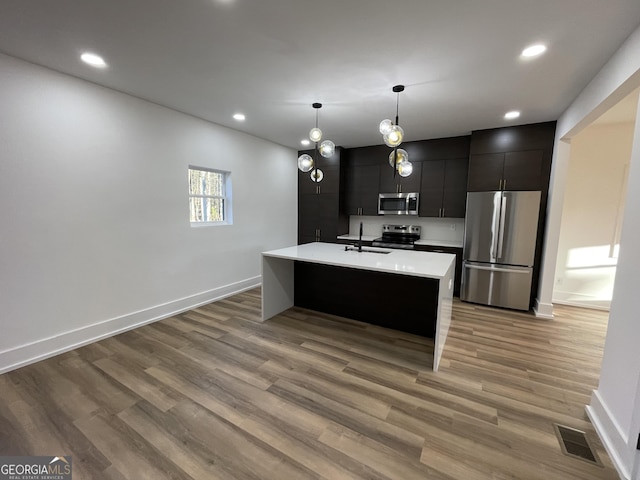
[379,159,422,194]
[467,150,544,191]
[467,153,504,191]
[298,153,341,195]
[298,147,348,244]
[419,157,468,217]
[415,245,463,296]
[503,150,544,190]
[345,161,380,216]
[298,193,342,243]
[467,122,555,192]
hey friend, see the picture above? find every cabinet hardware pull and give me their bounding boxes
[442,208,445,217]
[503,179,506,190]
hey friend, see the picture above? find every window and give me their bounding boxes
[188,166,231,225]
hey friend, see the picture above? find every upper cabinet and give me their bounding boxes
[467,150,543,191]
[298,149,342,195]
[467,122,556,192]
[420,157,469,217]
[341,136,471,218]
[415,137,470,218]
[344,148,381,216]
[503,150,545,190]
[379,158,422,194]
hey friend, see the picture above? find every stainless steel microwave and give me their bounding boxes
[378,192,419,215]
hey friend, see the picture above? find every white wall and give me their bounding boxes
[553,122,634,309]
[591,100,640,480]
[0,53,297,373]
[535,23,640,480]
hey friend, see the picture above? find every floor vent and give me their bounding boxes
[554,424,600,465]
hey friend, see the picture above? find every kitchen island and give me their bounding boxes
[261,242,455,371]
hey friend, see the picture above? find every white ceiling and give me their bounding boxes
[1,0,640,149]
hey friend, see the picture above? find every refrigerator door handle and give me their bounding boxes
[491,192,501,260]
[497,192,506,260]
[464,263,530,274]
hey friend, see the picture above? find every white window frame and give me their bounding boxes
[188,166,233,226]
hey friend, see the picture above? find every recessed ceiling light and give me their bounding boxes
[505,111,521,120]
[521,44,547,58]
[80,52,107,68]
[300,139,311,146]
[233,113,245,121]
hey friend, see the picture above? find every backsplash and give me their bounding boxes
[348,216,465,242]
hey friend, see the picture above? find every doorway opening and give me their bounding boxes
[553,88,639,310]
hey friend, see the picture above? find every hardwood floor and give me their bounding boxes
[0,289,619,479]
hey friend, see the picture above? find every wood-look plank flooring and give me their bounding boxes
[0,289,619,479]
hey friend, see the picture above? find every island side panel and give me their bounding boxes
[261,255,294,321]
[433,260,455,372]
[294,261,439,338]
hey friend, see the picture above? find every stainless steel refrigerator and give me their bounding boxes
[461,191,541,311]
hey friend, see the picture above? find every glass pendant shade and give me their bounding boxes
[397,160,413,177]
[319,140,335,158]
[297,153,314,172]
[383,125,404,147]
[388,148,408,167]
[309,127,323,143]
[310,168,324,182]
[379,119,393,135]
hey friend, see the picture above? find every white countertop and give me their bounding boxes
[337,234,463,249]
[415,239,463,248]
[262,242,455,280]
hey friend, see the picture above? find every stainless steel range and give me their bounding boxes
[372,224,421,250]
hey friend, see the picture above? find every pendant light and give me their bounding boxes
[379,85,412,177]
[297,103,335,183]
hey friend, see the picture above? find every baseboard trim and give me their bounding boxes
[552,298,610,312]
[586,389,632,480]
[0,276,261,375]
[533,298,554,319]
